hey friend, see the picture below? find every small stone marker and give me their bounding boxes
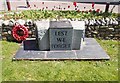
[49,21,73,50]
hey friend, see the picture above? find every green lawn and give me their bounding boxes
[0,41,2,82]
[1,39,119,81]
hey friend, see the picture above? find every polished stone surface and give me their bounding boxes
[49,28,73,50]
[49,21,73,50]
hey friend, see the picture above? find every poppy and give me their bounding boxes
[73,2,77,7]
[28,5,30,7]
[42,2,44,4]
[77,9,80,12]
[96,9,100,12]
[82,11,84,13]
[75,8,77,10]
[42,8,44,10]
[52,9,54,11]
[34,5,36,7]
[92,2,95,9]
[68,6,70,8]
[89,9,92,12]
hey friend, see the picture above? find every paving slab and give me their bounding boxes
[47,51,76,59]
[13,38,110,61]
[13,48,46,60]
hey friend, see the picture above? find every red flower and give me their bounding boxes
[28,5,30,7]
[74,8,77,10]
[34,5,36,7]
[77,9,80,12]
[73,2,77,7]
[52,9,54,11]
[96,9,100,12]
[46,7,48,9]
[42,8,44,10]
[68,6,70,8]
[42,2,44,4]
[92,2,95,9]
[89,9,92,12]
[82,11,84,13]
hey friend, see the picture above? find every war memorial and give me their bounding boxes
[0,0,119,82]
[0,0,119,60]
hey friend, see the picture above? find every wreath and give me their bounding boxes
[12,25,28,41]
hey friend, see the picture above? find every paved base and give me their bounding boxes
[13,38,110,61]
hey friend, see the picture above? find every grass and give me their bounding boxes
[1,39,119,81]
[0,41,2,82]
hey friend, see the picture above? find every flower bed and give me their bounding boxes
[1,10,118,20]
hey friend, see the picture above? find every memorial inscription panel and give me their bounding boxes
[49,21,73,50]
[50,29,73,50]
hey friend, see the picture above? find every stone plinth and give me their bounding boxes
[13,38,110,60]
[36,20,85,51]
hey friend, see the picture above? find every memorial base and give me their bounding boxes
[13,38,110,61]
